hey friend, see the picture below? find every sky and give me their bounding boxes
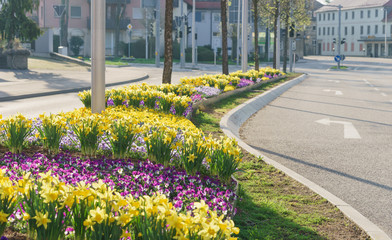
[317,0,331,4]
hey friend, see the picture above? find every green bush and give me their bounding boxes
[70,36,84,56]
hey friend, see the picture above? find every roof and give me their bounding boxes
[316,0,392,12]
[183,0,221,9]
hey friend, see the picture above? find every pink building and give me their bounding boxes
[34,0,170,57]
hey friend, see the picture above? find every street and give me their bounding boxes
[241,56,392,237]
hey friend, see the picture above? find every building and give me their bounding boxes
[302,0,324,56]
[316,0,392,57]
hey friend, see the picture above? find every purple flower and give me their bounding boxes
[237,79,254,88]
[107,98,115,106]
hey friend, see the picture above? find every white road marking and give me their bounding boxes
[323,89,343,95]
[381,93,387,97]
[316,118,361,139]
[328,80,341,83]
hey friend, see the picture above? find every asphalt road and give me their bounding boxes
[241,56,392,237]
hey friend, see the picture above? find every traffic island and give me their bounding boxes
[3,48,30,69]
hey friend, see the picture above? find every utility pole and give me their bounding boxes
[91,0,106,113]
[155,0,160,68]
[237,0,241,66]
[337,4,341,69]
[192,0,196,67]
[384,8,387,57]
[180,0,185,68]
[145,9,148,59]
[241,0,248,72]
[289,2,293,72]
[276,5,280,70]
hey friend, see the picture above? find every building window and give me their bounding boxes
[383,25,385,34]
[351,42,355,52]
[345,26,348,35]
[213,13,220,22]
[319,14,321,21]
[352,11,355,19]
[70,6,81,18]
[345,12,348,20]
[344,43,348,51]
[368,10,371,18]
[332,13,335,20]
[327,27,330,35]
[327,42,330,51]
[323,13,326,21]
[323,27,325,35]
[352,26,354,35]
[332,27,334,35]
[323,43,325,51]
[318,27,321,36]
[375,9,378,18]
[375,25,378,34]
[53,5,65,18]
[360,26,364,35]
[367,25,371,34]
[361,10,363,18]
[328,13,330,20]
[195,12,204,22]
[360,43,363,52]
[313,26,316,31]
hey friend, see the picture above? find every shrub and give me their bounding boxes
[70,36,84,56]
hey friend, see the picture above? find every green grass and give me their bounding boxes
[330,66,349,69]
[190,73,358,240]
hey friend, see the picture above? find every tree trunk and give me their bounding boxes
[162,0,173,84]
[265,27,269,62]
[253,0,259,71]
[273,13,277,69]
[283,18,289,73]
[221,0,229,74]
[60,0,69,47]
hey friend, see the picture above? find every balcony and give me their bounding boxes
[87,17,131,30]
[88,0,130,3]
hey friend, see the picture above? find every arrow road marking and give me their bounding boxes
[381,93,387,97]
[323,89,343,95]
[315,118,361,139]
[328,80,341,83]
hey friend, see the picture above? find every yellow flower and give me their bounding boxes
[23,212,30,221]
[0,211,9,223]
[188,154,196,163]
[33,211,51,229]
[89,207,108,224]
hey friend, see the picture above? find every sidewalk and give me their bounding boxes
[0,67,148,102]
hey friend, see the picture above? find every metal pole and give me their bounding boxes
[237,0,241,66]
[385,8,387,57]
[91,0,106,113]
[128,31,131,57]
[180,0,185,68]
[192,0,196,67]
[289,2,293,72]
[241,0,248,72]
[155,0,160,67]
[145,9,148,59]
[276,5,280,70]
[337,5,341,69]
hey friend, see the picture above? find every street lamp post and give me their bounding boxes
[383,8,387,57]
[91,0,106,113]
[337,5,342,69]
[192,0,196,68]
[155,0,160,68]
[241,0,248,72]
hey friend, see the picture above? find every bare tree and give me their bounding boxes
[252,0,260,70]
[221,0,229,74]
[60,0,69,47]
[114,0,127,57]
[162,0,173,84]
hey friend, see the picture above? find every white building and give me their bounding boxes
[316,0,392,57]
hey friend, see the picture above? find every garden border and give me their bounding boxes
[192,76,285,113]
[219,74,391,240]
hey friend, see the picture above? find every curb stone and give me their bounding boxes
[219,74,391,240]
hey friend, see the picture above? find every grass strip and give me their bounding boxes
[191,73,369,240]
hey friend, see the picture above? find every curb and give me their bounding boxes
[219,74,391,240]
[0,74,149,102]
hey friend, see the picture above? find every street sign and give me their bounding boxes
[127,24,133,30]
[334,55,341,62]
[341,54,346,61]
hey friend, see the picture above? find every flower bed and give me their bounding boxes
[0,67,284,239]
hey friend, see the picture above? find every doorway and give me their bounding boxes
[374,43,379,57]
